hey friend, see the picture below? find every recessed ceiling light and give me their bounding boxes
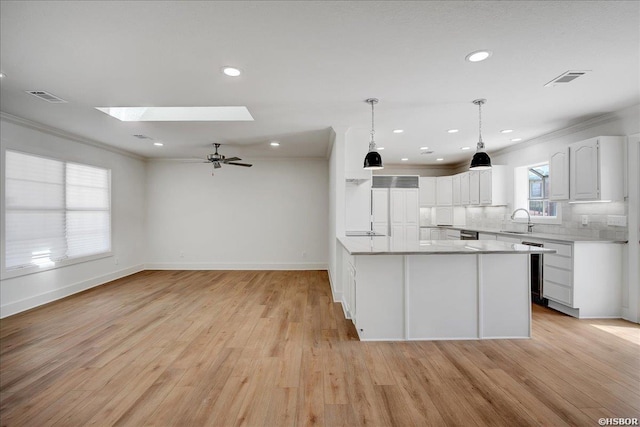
[393,129,404,133]
[95,106,254,122]
[511,138,522,142]
[500,129,514,134]
[447,129,459,133]
[419,146,429,150]
[460,146,471,151]
[436,158,444,161]
[222,66,241,77]
[465,50,492,62]
[377,147,385,150]
[0,72,5,78]
[401,158,409,161]
[270,141,280,147]
[153,142,164,146]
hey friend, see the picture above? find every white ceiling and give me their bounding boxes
[1,1,638,166]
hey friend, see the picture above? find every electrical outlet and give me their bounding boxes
[179,251,184,258]
[581,215,589,226]
[302,251,307,258]
[114,257,119,265]
[607,215,627,227]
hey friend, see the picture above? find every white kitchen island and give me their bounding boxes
[337,237,554,341]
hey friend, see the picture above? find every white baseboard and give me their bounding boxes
[144,262,328,271]
[0,264,145,319]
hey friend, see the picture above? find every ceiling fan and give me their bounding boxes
[205,143,252,169]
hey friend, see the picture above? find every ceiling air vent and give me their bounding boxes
[420,150,435,155]
[132,134,152,140]
[544,70,589,87]
[25,90,68,103]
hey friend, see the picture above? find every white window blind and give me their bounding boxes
[4,151,111,271]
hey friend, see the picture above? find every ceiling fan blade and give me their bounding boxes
[223,157,241,162]
[227,162,252,167]
[213,162,222,169]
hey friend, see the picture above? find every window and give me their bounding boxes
[513,162,562,224]
[527,164,557,217]
[4,150,111,273]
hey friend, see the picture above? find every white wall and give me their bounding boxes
[145,157,328,270]
[0,117,147,318]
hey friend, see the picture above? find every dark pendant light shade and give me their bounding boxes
[364,150,383,169]
[469,98,492,170]
[470,150,491,170]
[363,98,384,170]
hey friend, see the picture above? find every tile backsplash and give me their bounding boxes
[463,201,628,240]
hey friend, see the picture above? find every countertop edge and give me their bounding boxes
[418,226,626,243]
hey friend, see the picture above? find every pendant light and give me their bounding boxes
[469,98,492,170]
[363,98,384,170]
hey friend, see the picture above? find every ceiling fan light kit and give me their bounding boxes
[206,143,253,173]
[469,98,492,170]
[363,98,384,170]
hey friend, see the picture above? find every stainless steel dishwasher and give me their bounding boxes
[521,241,547,306]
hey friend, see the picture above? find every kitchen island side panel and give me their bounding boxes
[481,254,530,338]
[407,255,478,339]
[354,255,405,340]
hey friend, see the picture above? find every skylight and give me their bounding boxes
[95,106,254,122]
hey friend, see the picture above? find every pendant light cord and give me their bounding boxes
[370,100,376,150]
[478,101,483,144]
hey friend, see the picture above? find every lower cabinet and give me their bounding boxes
[542,242,573,306]
[542,241,622,318]
[478,232,497,240]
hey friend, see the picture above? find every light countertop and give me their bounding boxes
[338,236,556,255]
[419,226,626,243]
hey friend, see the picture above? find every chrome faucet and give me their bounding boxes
[511,208,533,233]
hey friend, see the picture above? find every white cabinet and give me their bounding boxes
[478,232,497,240]
[460,172,470,205]
[543,242,573,307]
[435,206,453,225]
[390,188,419,241]
[543,241,623,318]
[436,176,453,206]
[469,171,480,205]
[569,136,624,201]
[371,188,389,235]
[445,229,460,240]
[549,147,569,200]
[497,235,521,244]
[479,165,508,206]
[430,228,445,240]
[452,174,462,206]
[419,177,436,206]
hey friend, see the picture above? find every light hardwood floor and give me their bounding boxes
[1,270,639,426]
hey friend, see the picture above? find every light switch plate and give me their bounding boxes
[607,215,627,227]
[581,215,589,226]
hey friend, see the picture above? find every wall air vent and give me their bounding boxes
[25,90,68,103]
[132,134,153,140]
[544,70,589,87]
[372,175,419,188]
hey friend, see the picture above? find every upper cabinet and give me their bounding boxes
[436,176,453,206]
[452,174,462,206]
[549,148,569,200]
[479,165,508,206]
[460,172,470,205]
[419,177,436,206]
[469,171,480,205]
[569,136,624,201]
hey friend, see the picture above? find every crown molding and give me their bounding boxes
[0,111,145,161]
[451,108,633,170]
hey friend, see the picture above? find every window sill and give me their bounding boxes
[1,252,113,280]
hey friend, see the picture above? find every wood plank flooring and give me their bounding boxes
[1,270,639,426]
